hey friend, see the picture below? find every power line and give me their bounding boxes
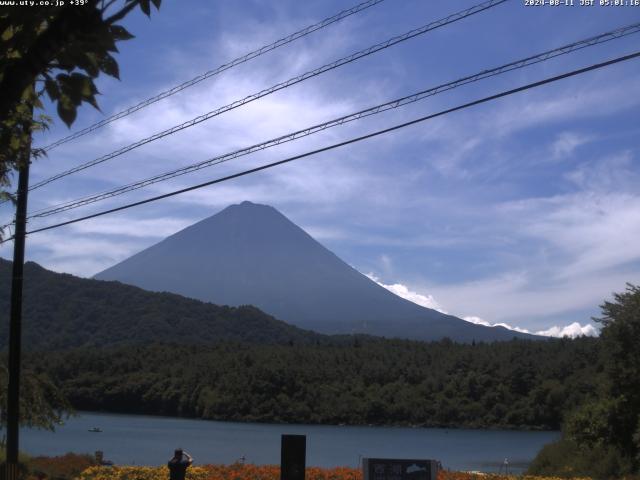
[26,0,508,193]
[38,0,387,153]
[26,22,640,220]
[4,49,635,243]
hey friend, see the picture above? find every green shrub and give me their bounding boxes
[527,437,634,479]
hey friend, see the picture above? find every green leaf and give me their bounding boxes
[44,79,60,101]
[76,52,101,77]
[139,0,151,16]
[57,73,83,105]
[110,24,135,41]
[1,25,14,41]
[91,21,119,53]
[9,135,21,151]
[85,94,100,111]
[99,53,120,79]
[57,100,77,127]
[150,0,161,9]
[73,74,101,110]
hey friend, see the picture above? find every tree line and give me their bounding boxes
[26,337,600,430]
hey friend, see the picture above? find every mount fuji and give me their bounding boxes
[95,201,535,342]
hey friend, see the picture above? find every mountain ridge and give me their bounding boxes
[95,201,537,342]
[0,258,326,350]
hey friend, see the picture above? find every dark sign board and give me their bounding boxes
[281,434,306,480]
[363,458,440,480]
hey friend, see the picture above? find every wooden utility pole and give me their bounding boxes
[5,111,32,480]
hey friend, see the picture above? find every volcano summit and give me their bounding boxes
[95,201,533,342]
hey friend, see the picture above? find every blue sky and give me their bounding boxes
[1,0,639,336]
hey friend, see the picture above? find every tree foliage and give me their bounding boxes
[0,0,161,199]
[592,283,640,470]
[527,437,632,479]
[29,337,601,431]
[0,0,161,432]
[529,284,640,478]
[0,361,72,431]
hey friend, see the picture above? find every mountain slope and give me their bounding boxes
[0,259,323,350]
[95,201,535,342]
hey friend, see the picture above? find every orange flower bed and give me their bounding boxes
[75,464,593,480]
[76,464,364,480]
[437,472,591,480]
[26,453,97,480]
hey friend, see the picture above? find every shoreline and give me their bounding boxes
[71,409,558,434]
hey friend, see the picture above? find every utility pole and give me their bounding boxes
[5,107,32,480]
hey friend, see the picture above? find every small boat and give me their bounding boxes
[88,427,102,433]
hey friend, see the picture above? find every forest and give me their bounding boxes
[27,337,599,430]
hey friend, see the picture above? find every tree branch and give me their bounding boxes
[105,0,139,25]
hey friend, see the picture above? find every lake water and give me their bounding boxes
[21,412,558,473]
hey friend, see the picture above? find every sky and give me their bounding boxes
[1,0,639,337]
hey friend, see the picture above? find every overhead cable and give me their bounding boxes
[27,0,508,193]
[39,0,388,152]
[3,49,635,242]
[27,22,640,219]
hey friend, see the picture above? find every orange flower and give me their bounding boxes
[76,464,593,480]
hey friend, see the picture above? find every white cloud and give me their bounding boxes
[505,190,640,279]
[493,322,532,335]
[367,275,600,338]
[425,268,633,328]
[18,231,143,277]
[490,73,640,138]
[68,216,193,239]
[25,14,375,203]
[420,152,637,327]
[551,132,592,160]
[469,317,597,338]
[565,151,638,193]
[461,315,490,326]
[302,225,348,241]
[537,322,598,338]
[405,68,640,182]
[366,273,447,313]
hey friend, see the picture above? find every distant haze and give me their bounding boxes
[95,201,536,342]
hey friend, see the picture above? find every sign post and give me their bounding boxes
[281,434,306,480]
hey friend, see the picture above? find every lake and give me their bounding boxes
[21,412,558,473]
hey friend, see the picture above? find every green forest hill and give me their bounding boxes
[0,259,326,348]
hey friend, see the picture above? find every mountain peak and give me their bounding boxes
[95,203,535,342]
[214,200,284,221]
[231,200,266,209]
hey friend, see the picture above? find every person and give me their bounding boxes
[168,448,193,480]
